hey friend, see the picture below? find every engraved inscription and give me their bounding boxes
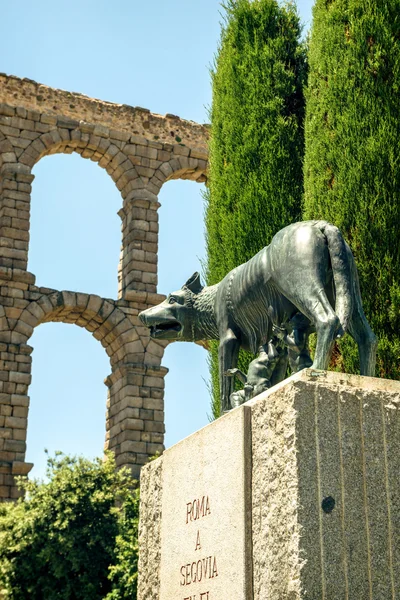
[186,496,211,524]
[180,556,218,586]
[158,404,250,600]
[181,496,218,598]
[195,530,201,551]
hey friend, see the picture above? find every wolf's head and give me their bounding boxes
[139,272,217,342]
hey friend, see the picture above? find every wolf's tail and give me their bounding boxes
[315,221,353,336]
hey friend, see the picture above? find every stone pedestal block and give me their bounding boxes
[138,370,400,600]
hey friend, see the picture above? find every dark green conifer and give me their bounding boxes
[205,0,307,417]
[304,0,400,378]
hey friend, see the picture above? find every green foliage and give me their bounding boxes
[0,452,138,600]
[205,0,307,417]
[304,0,400,378]
[207,339,221,420]
[105,492,139,600]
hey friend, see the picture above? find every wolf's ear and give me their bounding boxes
[183,272,203,294]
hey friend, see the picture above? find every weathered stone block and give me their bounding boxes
[115,451,137,467]
[0,485,10,498]
[121,417,144,432]
[117,396,143,411]
[115,430,141,444]
[11,461,33,475]
[0,450,16,461]
[143,398,163,411]
[114,407,140,424]
[146,442,163,456]
[139,371,400,600]
[10,486,23,499]
[139,408,153,421]
[40,113,57,125]
[139,405,252,600]
[120,440,146,454]
[12,428,27,441]
[4,410,26,428]
[4,439,25,452]
[12,406,28,418]
[136,145,157,160]
[9,371,31,385]
[144,420,164,433]
[247,371,400,599]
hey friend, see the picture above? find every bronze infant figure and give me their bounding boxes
[225,341,284,408]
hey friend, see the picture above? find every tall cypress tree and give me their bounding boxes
[205,0,307,418]
[304,0,400,379]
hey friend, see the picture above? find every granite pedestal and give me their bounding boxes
[138,370,400,600]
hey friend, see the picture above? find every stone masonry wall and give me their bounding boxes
[0,74,209,501]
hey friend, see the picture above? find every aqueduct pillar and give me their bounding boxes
[0,74,208,500]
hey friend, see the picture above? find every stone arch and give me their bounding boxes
[150,154,207,195]
[19,127,141,192]
[16,128,145,297]
[0,127,140,289]
[15,291,145,371]
[3,289,167,487]
[15,126,208,297]
[2,117,209,296]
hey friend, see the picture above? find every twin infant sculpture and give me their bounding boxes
[139,221,377,413]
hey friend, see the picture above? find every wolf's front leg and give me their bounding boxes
[219,331,240,414]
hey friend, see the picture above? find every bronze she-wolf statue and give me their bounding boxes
[139,220,377,413]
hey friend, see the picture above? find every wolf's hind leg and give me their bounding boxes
[346,260,377,376]
[299,291,340,371]
[348,307,377,377]
[313,313,340,370]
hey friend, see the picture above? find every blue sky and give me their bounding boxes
[1,0,313,478]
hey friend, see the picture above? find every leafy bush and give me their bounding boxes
[303,0,400,378]
[105,492,139,600]
[0,452,139,600]
[205,0,307,417]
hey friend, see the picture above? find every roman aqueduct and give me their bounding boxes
[0,73,209,500]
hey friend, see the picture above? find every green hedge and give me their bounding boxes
[0,453,139,600]
[205,0,307,417]
[303,0,400,378]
